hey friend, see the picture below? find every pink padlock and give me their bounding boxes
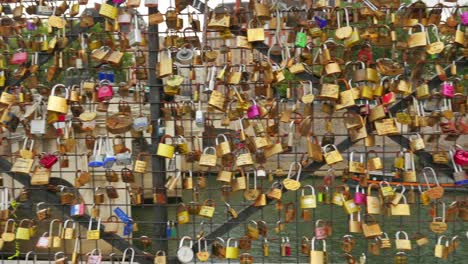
[461,11,468,25]
[454,148,468,166]
[354,185,367,205]
[315,219,328,239]
[97,80,114,101]
[440,81,454,98]
[10,49,28,65]
[247,99,260,119]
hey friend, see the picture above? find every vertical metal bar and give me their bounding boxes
[147,5,168,254]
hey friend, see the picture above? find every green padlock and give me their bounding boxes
[295,28,307,48]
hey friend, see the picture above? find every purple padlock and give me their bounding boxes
[247,99,260,119]
[461,11,468,25]
[354,185,367,205]
[440,81,454,98]
[26,21,36,31]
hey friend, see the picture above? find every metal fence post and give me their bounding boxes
[147,5,168,255]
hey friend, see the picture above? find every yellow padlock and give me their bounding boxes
[177,203,190,224]
[16,219,32,240]
[199,199,216,218]
[379,181,395,203]
[86,218,101,240]
[323,144,343,165]
[157,135,175,159]
[226,238,239,259]
[301,185,317,209]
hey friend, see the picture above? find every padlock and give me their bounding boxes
[349,151,365,174]
[407,23,427,48]
[97,80,114,101]
[280,237,291,257]
[47,84,69,114]
[226,238,239,259]
[349,211,362,233]
[199,199,216,218]
[36,202,51,221]
[196,237,210,262]
[16,219,32,240]
[301,185,317,209]
[322,144,343,165]
[199,147,217,167]
[394,252,407,264]
[367,184,382,215]
[283,161,302,191]
[367,150,383,171]
[450,149,468,185]
[440,81,454,98]
[422,167,444,200]
[315,219,328,240]
[310,237,327,264]
[354,185,367,205]
[434,235,449,259]
[395,231,412,250]
[55,252,67,264]
[215,134,231,156]
[88,136,104,168]
[430,202,448,234]
[129,14,143,46]
[177,203,190,224]
[70,200,85,217]
[379,181,395,203]
[409,133,425,151]
[49,219,63,248]
[86,217,101,240]
[157,135,175,159]
[402,151,417,182]
[62,219,76,240]
[343,193,360,215]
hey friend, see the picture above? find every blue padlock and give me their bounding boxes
[314,16,328,29]
[98,65,115,83]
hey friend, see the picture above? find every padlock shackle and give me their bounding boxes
[287,161,302,181]
[226,237,237,247]
[302,185,315,196]
[49,219,63,236]
[350,211,361,221]
[433,201,446,222]
[89,248,102,257]
[393,184,406,195]
[122,247,135,264]
[25,251,37,263]
[395,230,409,240]
[198,236,208,252]
[179,236,193,248]
[311,236,327,251]
[422,166,440,187]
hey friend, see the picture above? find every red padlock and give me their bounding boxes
[39,153,59,169]
[97,80,114,101]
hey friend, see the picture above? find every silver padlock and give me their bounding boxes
[89,136,104,168]
[195,100,204,127]
[156,118,165,136]
[129,14,142,47]
[116,150,132,166]
[103,137,116,169]
[133,116,149,131]
[205,66,216,93]
[256,166,267,178]
[30,101,47,135]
